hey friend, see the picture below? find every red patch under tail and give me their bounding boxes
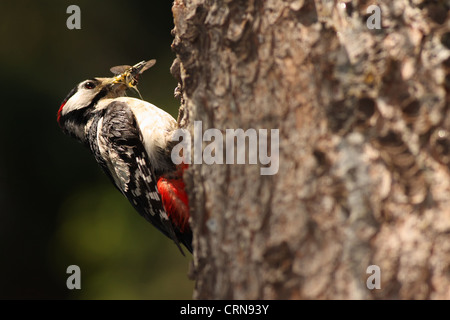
[157,164,190,232]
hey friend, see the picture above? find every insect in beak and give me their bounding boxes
[111,59,156,99]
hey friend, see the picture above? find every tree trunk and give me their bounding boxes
[170,0,450,299]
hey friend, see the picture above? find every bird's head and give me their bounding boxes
[56,77,127,140]
[57,59,155,141]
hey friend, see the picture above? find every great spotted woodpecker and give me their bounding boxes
[57,60,192,254]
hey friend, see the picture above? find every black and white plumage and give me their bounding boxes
[58,72,192,254]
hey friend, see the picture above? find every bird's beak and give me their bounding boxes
[98,76,128,97]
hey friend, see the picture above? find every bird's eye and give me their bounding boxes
[84,81,96,89]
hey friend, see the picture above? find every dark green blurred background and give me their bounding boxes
[0,1,194,299]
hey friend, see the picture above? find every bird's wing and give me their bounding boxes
[95,101,187,254]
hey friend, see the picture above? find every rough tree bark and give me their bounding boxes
[170,0,450,299]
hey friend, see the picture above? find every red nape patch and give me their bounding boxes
[157,171,190,232]
[57,101,66,124]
